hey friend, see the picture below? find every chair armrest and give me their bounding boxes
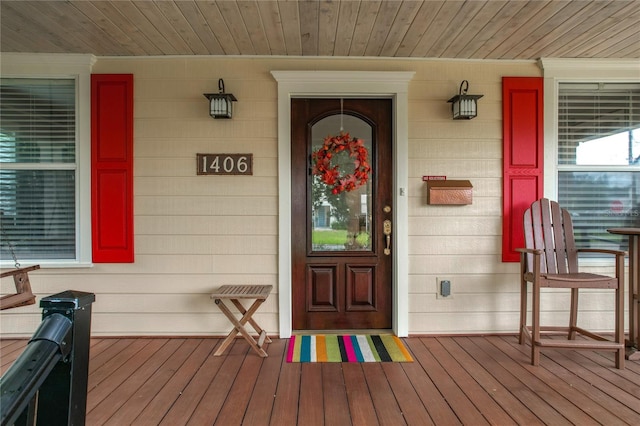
[517,248,542,279]
[578,248,626,281]
[577,248,627,257]
[515,248,543,255]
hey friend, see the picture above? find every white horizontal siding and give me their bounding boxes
[1,55,628,337]
[89,313,279,336]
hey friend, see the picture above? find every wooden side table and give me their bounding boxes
[210,285,273,357]
[607,228,640,360]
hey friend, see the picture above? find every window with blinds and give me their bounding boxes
[0,78,77,262]
[557,82,640,253]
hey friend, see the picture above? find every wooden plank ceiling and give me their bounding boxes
[1,1,639,60]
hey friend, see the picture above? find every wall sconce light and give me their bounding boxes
[203,79,237,119]
[447,80,483,120]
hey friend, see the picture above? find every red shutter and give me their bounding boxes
[502,77,544,262]
[91,74,134,263]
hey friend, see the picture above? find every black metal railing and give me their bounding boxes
[0,290,95,426]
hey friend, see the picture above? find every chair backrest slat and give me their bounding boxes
[523,205,535,272]
[522,198,578,274]
[562,208,579,271]
[550,199,569,274]
[540,198,558,273]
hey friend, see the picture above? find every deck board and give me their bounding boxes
[88,339,167,413]
[0,339,26,374]
[469,336,597,425]
[400,341,462,425]
[321,363,352,426]
[105,338,202,425]
[381,362,432,425]
[1,335,639,425]
[186,340,251,425]
[438,336,540,425]
[242,338,286,426]
[341,363,379,426]
[298,364,325,426]
[542,347,640,419]
[424,337,515,424]
[214,344,266,426]
[494,335,635,424]
[456,336,573,425]
[270,356,301,425]
[406,337,487,425]
[362,363,406,424]
[132,338,218,425]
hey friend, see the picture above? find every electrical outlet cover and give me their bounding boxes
[436,277,453,299]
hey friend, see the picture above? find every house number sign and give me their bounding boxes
[197,153,253,175]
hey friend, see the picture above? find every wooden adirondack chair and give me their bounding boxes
[517,198,625,369]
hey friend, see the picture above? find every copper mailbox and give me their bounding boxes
[426,180,473,205]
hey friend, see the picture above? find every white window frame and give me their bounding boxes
[1,53,95,267]
[540,58,640,265]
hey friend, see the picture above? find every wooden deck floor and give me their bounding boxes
[2,335,640,425]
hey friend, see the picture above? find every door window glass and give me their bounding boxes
[310,114,373,252]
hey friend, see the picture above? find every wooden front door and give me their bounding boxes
[291,98,393,330]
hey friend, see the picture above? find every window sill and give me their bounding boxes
[0,262,94,269]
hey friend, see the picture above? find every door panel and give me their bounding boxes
[307,265,338,311]
[292,98,393,330]
[346,265,376,311]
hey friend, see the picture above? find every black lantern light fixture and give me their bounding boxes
[203,79,237,119]
[447,80,483,120]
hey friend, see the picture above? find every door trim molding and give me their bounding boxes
[271,71,415,338]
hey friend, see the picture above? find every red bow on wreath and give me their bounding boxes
[312,132,371,194]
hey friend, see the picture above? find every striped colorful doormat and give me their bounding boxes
[286,334,413,363]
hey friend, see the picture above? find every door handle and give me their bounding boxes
[383,220,391,255]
